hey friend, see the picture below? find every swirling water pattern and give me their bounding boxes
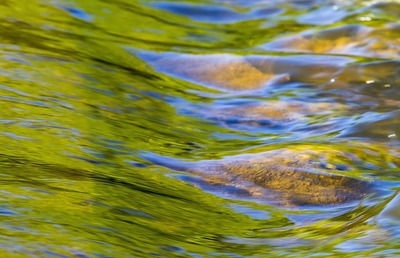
[0,0,399,257]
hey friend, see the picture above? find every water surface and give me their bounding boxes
[0,0,399,257]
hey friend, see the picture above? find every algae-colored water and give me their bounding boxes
[0,0,399,257]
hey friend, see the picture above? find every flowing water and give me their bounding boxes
[0,0,399,257]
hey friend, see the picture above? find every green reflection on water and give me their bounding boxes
[0,0,399,257]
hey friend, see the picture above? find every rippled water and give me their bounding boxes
[0,0,399,257]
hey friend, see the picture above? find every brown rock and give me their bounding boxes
[154,54,290,91]
[149,147,372,206]
[197,101,345,129]
[262,24,400,59]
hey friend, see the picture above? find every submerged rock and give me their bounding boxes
[261,24,400,59]
[145,52,352,91]
[191,100,345,131]
[147,147,373,206]
[153,54,289,91]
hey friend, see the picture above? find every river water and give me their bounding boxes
[0,0,399,257]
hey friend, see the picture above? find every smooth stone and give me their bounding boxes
[147,147,373,206]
